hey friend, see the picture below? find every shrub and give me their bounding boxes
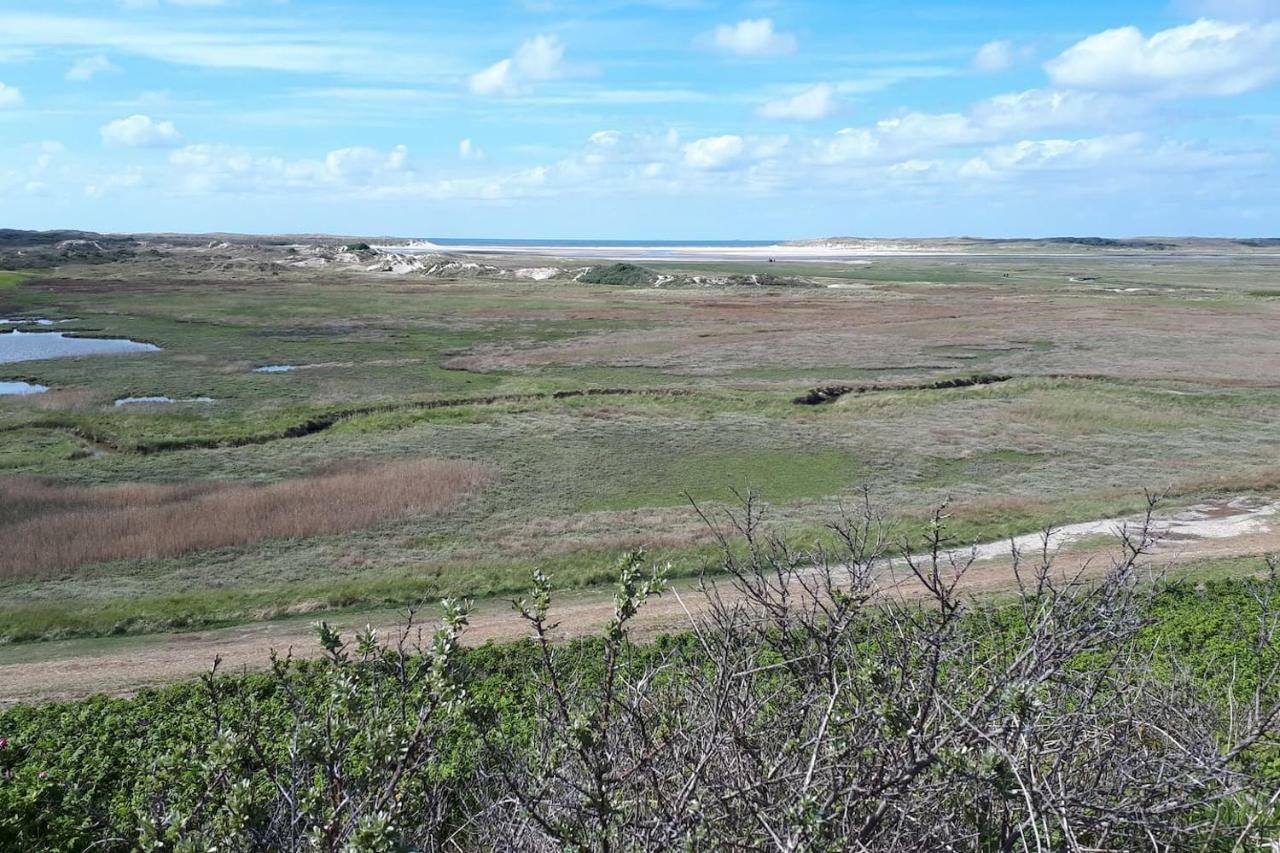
[577,263,658,286]
[1,498,1277,850]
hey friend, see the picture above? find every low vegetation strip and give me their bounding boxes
[0,458,491,580]
[13,386,694,456]
[793,373,1013,404]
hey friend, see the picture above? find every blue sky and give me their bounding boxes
[1,0,1278,238]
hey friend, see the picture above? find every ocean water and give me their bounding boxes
[425,238,780,248]
[394,237,789,261]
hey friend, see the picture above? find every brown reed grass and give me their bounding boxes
[0,459,491,579]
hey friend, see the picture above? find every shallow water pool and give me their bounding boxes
[114,396,214,407]
[0,330,160,364]
[0,380,48,395]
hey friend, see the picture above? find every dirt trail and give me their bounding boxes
[2,497,1277,707]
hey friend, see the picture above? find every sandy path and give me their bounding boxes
[2,497,1277,707]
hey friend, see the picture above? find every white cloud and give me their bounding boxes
[136,130,690,204]
[809,87,1133,167]
[957,157,997,179]
[951,132,1242,184]
[469,60,516,96]
[469,34,565,96]
[84,168,144,199]
[169,144,324,193]
[458,138,484,160]
[973,88,1134,133]
[810,111,982,164]
[1045,19,1280,97]
[972,40,1016,72]
[558,128,683,179]
[812,128,877,164]
[877,112,979,145]
[66,54,121,81]
[100,114,182,147]
[22,111,1266,216]
[710,18,796,58]
[0,13,452,81]
[683,135,745,169]
[588,130,622,147]
[512,34,564,79]
[982,133,1145,171]
[19,141,61,198]
[831,66,956,97]
[888,159,943,176]
[324,145,408,179]
[0,82,21,108]
[161,143,434,196]
[0,142,75,198]
[759,83,839,120]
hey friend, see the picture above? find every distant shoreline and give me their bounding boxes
[380,238,1280,263]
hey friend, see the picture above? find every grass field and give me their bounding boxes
[2,250,1279,643]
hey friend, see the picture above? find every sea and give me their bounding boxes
[425,238,780,249]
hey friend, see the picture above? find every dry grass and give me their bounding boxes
[0,387,99,412]
[0,459,491,580]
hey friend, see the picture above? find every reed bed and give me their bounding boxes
[0,459,490,579]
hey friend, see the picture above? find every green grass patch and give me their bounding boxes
[577,447,862,512]
[0,271,31,289]
[919,449,1052,488]
[0,428,88,470]
[0,538,729,645]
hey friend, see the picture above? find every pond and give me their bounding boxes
[0,381,48,396]
[0,330,161,364]
[114,396,214,407]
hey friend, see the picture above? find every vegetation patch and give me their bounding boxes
[0,523,1276,851]
[920,448,1052,487]
[0,271,30,289]
[577,263,659,286]
[0,458,491,580]
[577,447,861,511]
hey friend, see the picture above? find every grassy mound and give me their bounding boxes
[578,263,658,286]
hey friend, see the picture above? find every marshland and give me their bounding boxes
[1,234,1278,849]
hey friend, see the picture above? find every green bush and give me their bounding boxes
[577,263,658,286]
[2,528,1277,851]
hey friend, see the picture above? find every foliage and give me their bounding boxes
[576,263,658,286]
[2,506,1278,850]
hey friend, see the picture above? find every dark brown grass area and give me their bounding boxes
[0,459,491,580]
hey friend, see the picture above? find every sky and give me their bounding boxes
[0,0,1278,239]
